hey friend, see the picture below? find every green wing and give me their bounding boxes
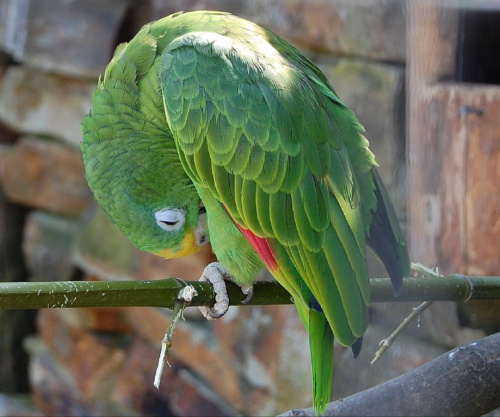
[159,14,377,345]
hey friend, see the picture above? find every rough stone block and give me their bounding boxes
[35,309,133,409]
[0,67,95,147]
[280,0,406,62]
[23,0,130,78]
[0,0,29,61]
[23,211,79,282]
[36,309,126,380]
[165,367,236,417]
[0,137,93,216]
[26,335,133,416]
[148,0,406,62]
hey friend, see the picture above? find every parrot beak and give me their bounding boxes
[155,229,201,259]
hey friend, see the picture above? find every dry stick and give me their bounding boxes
[371,263,439,364]
[371,300,433,364]
[154,284,198,388]
[371,262,473,363]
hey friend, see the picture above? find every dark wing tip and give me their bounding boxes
[367,169,410,298]
[384,256,407,297]
[351,336,363,359]
[389,267,403,297]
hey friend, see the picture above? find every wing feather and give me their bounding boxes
[240,179,263,234]
[159,22,377,344]
[291,188,324,251]
[242,143,266,180]
[255,185,274,236]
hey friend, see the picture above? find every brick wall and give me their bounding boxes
[0,1,484,415]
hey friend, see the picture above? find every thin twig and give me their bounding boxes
[154,283,198,388]
[371,300,433,364]
[371,263,442,363]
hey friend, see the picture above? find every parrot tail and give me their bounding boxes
[309,308,335,415]
[367,169,411,296]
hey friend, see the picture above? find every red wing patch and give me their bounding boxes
[234,223,278,271]
[221,204,278,270]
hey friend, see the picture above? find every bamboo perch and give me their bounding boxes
[1,273,500,310]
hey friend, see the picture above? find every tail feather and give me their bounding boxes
[309,309,335,415]
[367,169,410,296]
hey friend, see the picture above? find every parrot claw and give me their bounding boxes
[240,285,254,304]
[198,262,254,320]
[198,262,231,320]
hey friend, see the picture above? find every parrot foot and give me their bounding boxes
[198,262,254,320]
[199,262,230,320]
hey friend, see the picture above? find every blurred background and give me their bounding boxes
[0,0,499,415]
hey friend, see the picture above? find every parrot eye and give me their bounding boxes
[155,208,186,232]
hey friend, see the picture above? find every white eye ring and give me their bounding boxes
[155,208,186,232]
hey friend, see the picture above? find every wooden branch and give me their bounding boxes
[279,332,500,416]
[0,273,500,310]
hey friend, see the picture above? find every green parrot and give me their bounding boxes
[82,10,410,414]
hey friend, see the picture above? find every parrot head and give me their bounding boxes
[81,113,209,259]
[81,30,209,259]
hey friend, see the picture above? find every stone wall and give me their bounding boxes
[0,1,486,416]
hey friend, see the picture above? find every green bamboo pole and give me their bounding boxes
[0,279,290,309]
[1,274,500,310]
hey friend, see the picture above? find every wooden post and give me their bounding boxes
[408,1,500,277]
[408,1,500,334]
